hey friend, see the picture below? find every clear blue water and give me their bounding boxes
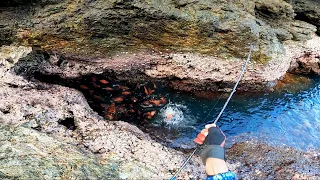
[152,76,320,151]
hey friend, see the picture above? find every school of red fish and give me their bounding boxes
[78,75,168,124]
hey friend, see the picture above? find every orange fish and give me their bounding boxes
[119,85,129,90]
[93,95,104,101]
[144,86,149,95]
[145,110,156,119]
[160,97,167,104]
[103,87,113,91]
[122,91,131,95]
[80,85,89,90]
[166,113,173,121]
[153,82,157,89]
[99,79,109,84]
[113,97,124,103]
[147,87,155,95]
[106,103,116,114]
[150,99,161,106]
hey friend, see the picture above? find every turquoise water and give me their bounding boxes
[152,76,320,151]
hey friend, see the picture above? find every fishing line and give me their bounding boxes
[170,44,254,180]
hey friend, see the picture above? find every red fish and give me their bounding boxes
[160,97,167,104]
[103,87,113,91]
[80,85,89,90]
[144,86,149,95]
[99,79,109,84]
[92,76,97,82]
[106,103,116,114]
[119,85,129,90]
[93,95,104,101]
[150,99,161,106]
[145,110,156,119]
[122,91,131,95]
[113,96,124,103]
[144,86,155,95]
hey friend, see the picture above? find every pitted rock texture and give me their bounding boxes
[1,45,320,179]
[0,45,205,179]
[227,140,320,179]
[286,0,320,35]
[0,0,319,92]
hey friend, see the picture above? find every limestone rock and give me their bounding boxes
[286,0,320,35]
[289,20,317,41]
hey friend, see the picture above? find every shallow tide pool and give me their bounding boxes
[152,76,320,151]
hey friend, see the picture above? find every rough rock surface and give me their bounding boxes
[1,45,320,179]
[227,139,320,179]
[0,0,319,92]
[0,45,204,179]
[287,0,320,35]
[286,35,320,76]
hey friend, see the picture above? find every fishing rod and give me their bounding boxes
[170,44,254,180]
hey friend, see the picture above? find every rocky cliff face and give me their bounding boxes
[0,0,319,92]
[1,0,320,179]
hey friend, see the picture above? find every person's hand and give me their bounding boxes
[193,123,226,164]
[194,123,226,147]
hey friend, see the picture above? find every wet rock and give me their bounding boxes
[289,51,320,75]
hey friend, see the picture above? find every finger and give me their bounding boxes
[205,123,216,129]
[200,129,209,137]
[196,133,206,142]
[193,137,203,145]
